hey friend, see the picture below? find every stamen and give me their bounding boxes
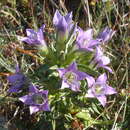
[64,72,77,84]
[32,94,45,104]
[94,84,104,95]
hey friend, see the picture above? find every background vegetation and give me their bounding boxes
[0,0,129,130]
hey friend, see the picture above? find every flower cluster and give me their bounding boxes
[7,10,117,114]
[8,66,50,114]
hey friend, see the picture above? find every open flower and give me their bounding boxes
[97,27,115,43]
[19,85,50,114]
[8,66,27,93]
[92,46,113,73]
[20,25,48,51]
[58,62,87,91]
[86,73,117,107]
[76,27,100,51]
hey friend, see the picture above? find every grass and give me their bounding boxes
[0,0,129,129]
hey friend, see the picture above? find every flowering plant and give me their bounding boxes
[5,9,117,129]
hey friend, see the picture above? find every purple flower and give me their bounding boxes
[97,27,115,43]
[86,73,117,106]
[53,10,72,32]
[7,66,27,93]
[19,85,50,114]
[20,25,48,49]
[53,10,75,42]
[76,27,100,51]
[92,47,113,73]
[58,62,87,91]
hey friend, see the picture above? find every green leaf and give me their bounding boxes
[75,110,91,121]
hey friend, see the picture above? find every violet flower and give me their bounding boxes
[92,46,113,73]
[19,85,50,114]
[97,27,115,43]
[8,66,27,93]
[53,10,75,42]
[58,62,87,91]
[20,25,48,51]
[86,73,117,107]
[76,27,100,52]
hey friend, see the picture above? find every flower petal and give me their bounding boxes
[19,95,35,105]
[75,71,87,80]
[106,85,117,95]
[30,106,39,114]
[86,89,95,98]
[29,84,38,93]
[70,82,80,92]
[41,90,48,96]
[8,73,25,83]
[61,80,70,89]
[26,29,36,37]
[20,37,39,45]
[37,24,46,45]
[88,40,100,48]
[8,86,21,93]
[65,12,72,23]
[53,10,63,26]
[100,65,113,73]
[86,75,95,88]
[67,62,77,71]
[19,95,29,103]
[95,46,104,59]
[100,56,110,65]
[84,29,93,40]
[57,68,66,78]
[15,64,20,73]
[97,95,107,107]
[42,101,50,111]
[97,73,107,84]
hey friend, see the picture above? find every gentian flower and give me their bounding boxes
[8,66,27,93]
[20,25,48,52]
[58,62,87,91]
[97,27,115,43]
[53,10,76,42]
[76,27,100,51]
[92,46,113,73]
[19,85,50,114]
[86,73,117,106]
